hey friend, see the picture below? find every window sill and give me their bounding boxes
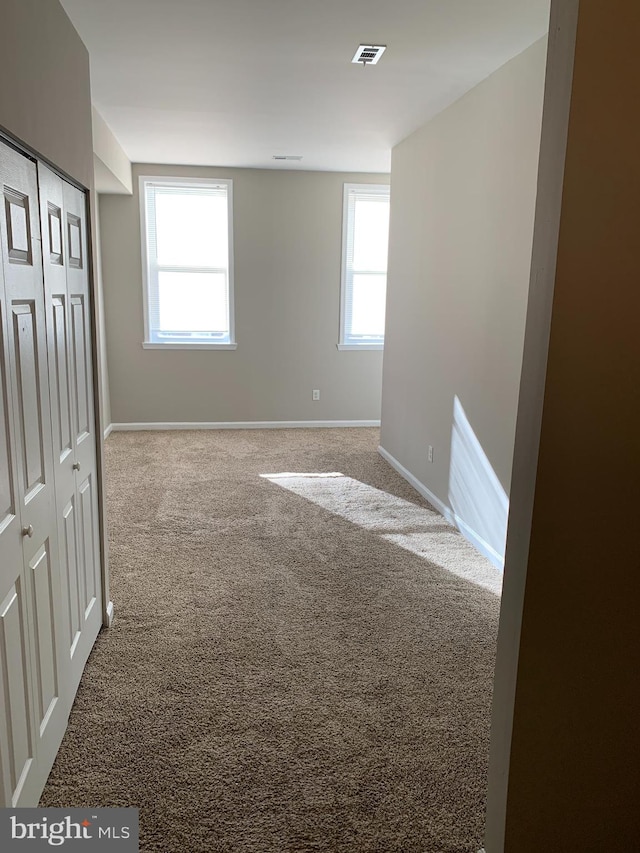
[337,343,384,351]
[142,342,237,351]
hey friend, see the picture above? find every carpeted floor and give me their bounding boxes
[40,428,501,852]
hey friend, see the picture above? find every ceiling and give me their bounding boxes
[60,0,550,173]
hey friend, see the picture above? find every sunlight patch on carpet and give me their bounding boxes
[383,532,501,595]
[262,473,502,595]
[261,472,344,479]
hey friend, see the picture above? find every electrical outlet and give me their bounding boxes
[428,445,434,463]
[312,389,320,401]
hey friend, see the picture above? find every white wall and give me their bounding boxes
[380,39,547,566]
[92,107,133,195]
[100,164,388,425]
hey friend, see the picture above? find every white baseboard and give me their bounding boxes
[103,424,113,440]
[378,445,504,571]
[110,420,381,431]
[104,600,114,628]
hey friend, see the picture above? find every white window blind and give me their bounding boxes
[141,178,234,347]
[340,183,390,348]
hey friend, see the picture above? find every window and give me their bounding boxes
[140,177,235,349]
[339,183,390,350]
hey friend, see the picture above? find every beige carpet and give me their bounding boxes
[41,428,501,852]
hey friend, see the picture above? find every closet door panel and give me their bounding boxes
[28,541,60,733]
[0,144,67,806]
[1,150,56,564]
[63,179,101,691]
[0,296,16,538]
[0,146,41,807]
[10,303,65,754]
[40,165,102,701]
[61,496,81,655]
[64,182,96,468]
[77,475,98,617]
[51,295,73,464]
[0,580,35,806]
[12,302,45,496]
[70,295,90,441]
[39,166,76,680]
[0,187,28,810]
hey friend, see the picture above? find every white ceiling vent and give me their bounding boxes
[272,155,303,161]
[352,44,386,65]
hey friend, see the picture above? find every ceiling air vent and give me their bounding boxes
[272,155,303,161]
[352,44,386,65]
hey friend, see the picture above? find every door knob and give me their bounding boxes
[73,462,81,471]
[22,524,34,538]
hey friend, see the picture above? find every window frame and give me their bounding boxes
[338,182,390,351]
[139,175,237,350]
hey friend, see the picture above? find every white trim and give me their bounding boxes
[337,343,384,351]
[339,183,350,346]
[104,601,115,628]
[103,424,113,440]
[138,175,235,347]
[339,182,390,348]
[142,342,238,350]
[111,420,381,431]
[378,444,505,570]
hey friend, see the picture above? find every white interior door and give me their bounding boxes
[38,164,102,700]
[0,144,68,806]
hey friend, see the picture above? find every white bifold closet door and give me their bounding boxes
[38,163,102,701]
[0,142,102,808]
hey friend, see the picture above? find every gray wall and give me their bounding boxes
[101,165,388,424]
[0,0,111,433]
[380,39,547,564]
[0,0,93,190]
[92,107,136,435]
